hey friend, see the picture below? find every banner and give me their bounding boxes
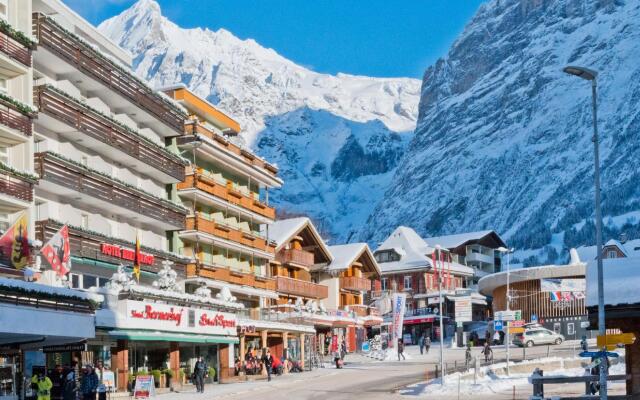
[41,225,71,276]
[0,213,30,269]
[133,375,155,399]
[454,296,472,322]
[391,293,407,347]
[540,278,585,292]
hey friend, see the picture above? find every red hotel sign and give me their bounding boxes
[100,243,155,265]
[199,312,236,329]
[130,304,184,326]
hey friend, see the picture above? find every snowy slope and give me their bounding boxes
[97,0,420,241]
[360,0,640,261]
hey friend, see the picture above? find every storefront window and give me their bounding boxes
[0,354,18,400]
[286,337,300,361]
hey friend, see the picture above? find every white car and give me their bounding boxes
[513,328,564,347]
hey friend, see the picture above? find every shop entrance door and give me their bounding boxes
[267,337,283,359]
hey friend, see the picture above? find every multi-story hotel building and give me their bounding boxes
[31,0,189,286]
[0,0,37,271]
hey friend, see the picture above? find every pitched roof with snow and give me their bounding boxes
[576,238,640,262]
[266,217,333,263]
[327,243,380,275]
[423,230,506,250]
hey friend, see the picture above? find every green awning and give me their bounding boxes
[106,330,238,344]
[71,257,156,278]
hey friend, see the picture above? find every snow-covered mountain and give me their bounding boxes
[361,0,640,264]
[97,0,420,241]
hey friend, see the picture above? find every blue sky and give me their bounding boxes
[63,0,485,78]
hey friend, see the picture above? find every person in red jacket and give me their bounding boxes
[271,355,283,376]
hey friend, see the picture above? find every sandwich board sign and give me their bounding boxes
[133,375,155,399]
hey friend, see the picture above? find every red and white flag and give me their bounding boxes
[41,225,71,276]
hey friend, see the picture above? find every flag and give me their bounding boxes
[0,213,30,269]
[549,292,561,302]
[133,235,141,282]
[41,225,71,276]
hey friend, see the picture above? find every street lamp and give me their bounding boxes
[433,245,448,385]
[563,65,607,399]
[497,246,514,376]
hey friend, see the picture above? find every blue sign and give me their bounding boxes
[531,314,538,323]
[494,321,503,331]
[579,351,620,359]
[361,342,370,352]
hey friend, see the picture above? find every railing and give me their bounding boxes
[33,13,186,134]
[34,85,185,181]
[0,100,33,137]
[275,275,328,299]
[276,248,315,267]
[182,123,279,177]
[370,290,391,299]
[340,276,371,292]
[0,170,34,202]
[177,173,275,220]
[185,263,276,291]
[185,213,276,254]
[36,219,187,273]
[0,27,32,67]
[35,152,186,228]
[405,307,436,317]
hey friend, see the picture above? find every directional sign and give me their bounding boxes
[510,327,525,334]
[579,351,620,359]
[597,333,636,351]
[494,321,503,331]
[515,310,522,321]
[510,320,525,328]
[495,310,516,321]
[531,314,538,323]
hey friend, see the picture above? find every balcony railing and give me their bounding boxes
[340,276,372,292]
[182,123,279,177]
[0,97,34,137]
[34,85,185,181]
[185,213,276,254]
[33,13,186,134]
[0,25,33,67]
[0,169,35,202]
[177,173,275,220]
[35,152,186,229]
[275,275,328,299]
[276,248,315,267]
[36,219,187,273]
[185,262,276,291]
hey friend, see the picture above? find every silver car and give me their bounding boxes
[513,328,564,347]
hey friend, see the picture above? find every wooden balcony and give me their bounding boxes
[0,25,33,67]
[0,169,35,203]
[32,13,186,134]
[185,213,276,254]
[34,85,185,181]
[340,276,372,292]
[276,248,315,268]
[35,152,186,229]
[185,262,276,291]
[275,275,328,299]
[177,173,275,220]
[36,219,187,274]
[181,123,279,177]
[0,101,33,138]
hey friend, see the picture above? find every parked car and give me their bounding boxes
[513,328,564,347]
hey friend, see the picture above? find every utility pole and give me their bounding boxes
[436,245,445,385]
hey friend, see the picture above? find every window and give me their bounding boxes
[381,278,388,291]
[0,146,8,165]
[0,0,7,21]
[82,275,97,289]
[607,250,617,259]
[0,77,7,94]
[81,214,89,229]
[0,213,8,232]
[567,323,575,336]
[70,273,81,289]
[403,275,412,290]
[375,250,399,263]
[81,156,88,166]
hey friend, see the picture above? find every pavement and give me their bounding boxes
[148,342,626,400]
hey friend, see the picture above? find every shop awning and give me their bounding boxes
[106,330,239,344]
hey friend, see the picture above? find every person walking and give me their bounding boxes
[481,342,493,364]
[425,336,431,354]
[397,338,405,361]
[419,334,425,355]
[340,339,347,361]
[32,372,53,400]
[80,366,98,400]
[261,348,273,381]
[493,330,501,345]
[62,363,77,400]
[49,366,65,400]
[193,356,207,393]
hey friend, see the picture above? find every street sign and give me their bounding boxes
[494,321,503,331]
[597,333,636,350]
[495,310,516,321]
[579,351,620,359]
[514,310,522,321]
[510,320,525,328]
[510,327,525,334]
[531,314,538,323]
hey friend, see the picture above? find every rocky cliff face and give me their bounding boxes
[361,0,640,263]
[98,0,420,242]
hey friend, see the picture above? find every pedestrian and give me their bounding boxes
[271,354,283,376]
[485,329,492,344]
[80,365,98,400]
[193,356,207,393]
[340,339,347,361]
[397,338,405,361]
[493,330,501,345]
[481,342,493,363]
[32,371,53,400]
[261,348,273,381]
[425,336,431,353]
[62,363,77,400]
[49,365,65,400]
[333,350,342,369]
[419,334,425,355]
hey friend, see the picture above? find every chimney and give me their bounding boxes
[620,232,628,244]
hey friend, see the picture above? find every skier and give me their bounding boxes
[193,356,207,393]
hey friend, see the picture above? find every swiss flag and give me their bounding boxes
[41,225,71,276]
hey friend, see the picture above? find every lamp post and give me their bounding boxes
[563,65,606,399]
[434,245,446,385]
[497,246,514,375]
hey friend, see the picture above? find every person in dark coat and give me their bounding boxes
[80,365,98,400]
[419,334,425,355]
[261,348,273,382]
[397,338,405,361]
[425,336,431,353]
[49,366,65,400]
[62,363,77,400]
[193,357,207,393]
